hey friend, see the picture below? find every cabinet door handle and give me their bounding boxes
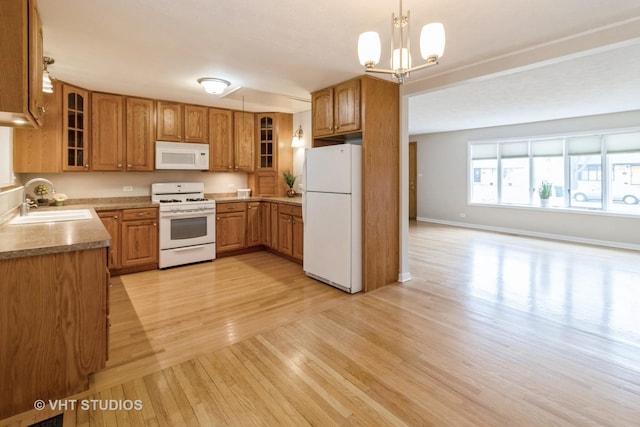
[228,165,233,169]
[153,222,157,226]
[38,106,46,113]
[127,164,132,168]
[85,164,90,168]
[117,163,122,168]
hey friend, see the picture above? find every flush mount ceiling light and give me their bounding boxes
[291,125,304,148]
[197,77,231,95]
[43,56,54,93]
[357,0,445,84]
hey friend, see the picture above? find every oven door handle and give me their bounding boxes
[161,210,216,218]
[172,244,212,252]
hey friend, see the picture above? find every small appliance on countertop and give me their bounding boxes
[151,182,216,268]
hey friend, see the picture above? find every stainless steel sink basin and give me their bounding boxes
[10,209,93,225]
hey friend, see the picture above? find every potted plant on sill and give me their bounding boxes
[539,181,553,207]
[283,169,297,197]
[33,184,50,206]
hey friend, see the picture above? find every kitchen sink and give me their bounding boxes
[10,209,93,225]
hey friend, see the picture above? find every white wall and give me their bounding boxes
[292,110,311,191]
[412,110,640,249]
[0,127,14,187]
[17,171,248,198]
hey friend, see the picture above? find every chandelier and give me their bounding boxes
[357,0,445,84]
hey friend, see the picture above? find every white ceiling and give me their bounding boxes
[38,0,640,135]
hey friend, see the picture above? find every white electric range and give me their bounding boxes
[151,182,216,268]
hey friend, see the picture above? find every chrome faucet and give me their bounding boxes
[21,178,56,216]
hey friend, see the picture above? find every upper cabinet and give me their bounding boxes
[233,111,255,172]
[184,105,208,143]
[0,0,44,127]
[91,94,154,171]
[157,102,208,143]
[311,79,360,138]
[125,97,155,171]
[209,108,233,172]
[156,101,182,141]
[249,113,293,196]
[92,92,124,171]
[62,84,91,171]
[13,81,63,173]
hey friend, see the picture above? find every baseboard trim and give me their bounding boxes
[398,272,412,282]
[415,217,640,251]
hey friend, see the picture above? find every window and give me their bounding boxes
[469,130,640,215]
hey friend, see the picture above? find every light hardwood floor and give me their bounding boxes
[3,222,640,426]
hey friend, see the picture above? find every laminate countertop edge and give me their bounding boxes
[0,208,111,260]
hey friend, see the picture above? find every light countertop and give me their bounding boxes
[0,195,301,260]
[0,207,111,260]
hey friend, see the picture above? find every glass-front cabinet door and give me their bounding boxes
[258,114,274,169]
[63,84,90,171]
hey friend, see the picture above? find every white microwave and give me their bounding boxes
[155,141,209,170]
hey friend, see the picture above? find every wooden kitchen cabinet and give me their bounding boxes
[249,113,294,196]
[270,203,279,249]
[157,102,208,143]
[277,204,303,260]
[0,0,44,127]
[62,84,91,171]
[92,92,124,171]
[13,81,63,173]
[121,208,158,268]
[99,207,158,274]
[0,247,108,419]
[92,94,154,171]
[184,104,208,143]
[125,97,155,171]
[247,202,261,247]
[156,101,182,141]
[209,107,234,171]
[311,78,360,138]
[216,202,247,252]
[210,110,254,172]
[233,111,255,172]
[98,210,120,269]
[259,202,272,247]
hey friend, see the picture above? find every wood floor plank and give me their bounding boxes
[4,224,640,426]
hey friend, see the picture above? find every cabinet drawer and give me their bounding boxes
[217,202,247,213]
[121,207,158,221]
[279,204,302,217]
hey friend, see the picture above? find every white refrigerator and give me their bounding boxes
[303,144,362,293]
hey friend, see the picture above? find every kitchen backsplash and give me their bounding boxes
[16,171,248,199]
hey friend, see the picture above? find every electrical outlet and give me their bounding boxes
[459,212,466,218]
[123,186,133,192]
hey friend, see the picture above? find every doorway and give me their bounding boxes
[409,141,417,219]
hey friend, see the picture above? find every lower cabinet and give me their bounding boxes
[0,248,108,419]
[278,204,304,261]
[247,202,261,247]
[216,202,247,252]
[216,200,303,262]
[98,207,158,275]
